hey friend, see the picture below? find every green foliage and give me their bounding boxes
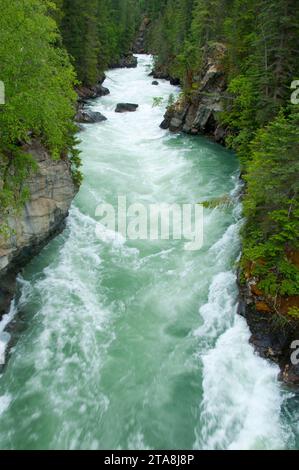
[167,94,176,108]
[0,150,38,236]
[0,0,144,233]
[152,97,164,107]
[0,0,77,155]
[60,0,142,86]
[0,0,78,227]
[200,195,233,209]
[147,0,196,84]
[220,75,258,164]
[241,109,299,297]
[288,307,299,320]
[69,146,84,188]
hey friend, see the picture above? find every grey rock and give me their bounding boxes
[115,103,139,113]
[170,77,180,86]
[110,54,137,69]
[77,82,110,102]
[169,117,183,132]
[182,124,192,134]
[76,110,107,124]
[238,281,299,386]
[193,105,213,131]
[214,125,227,143]
[159,43,227,141]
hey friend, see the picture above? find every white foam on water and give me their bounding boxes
[197,315,290,450]
[95,222,126,247]
[0,394,11,416]
[127,432,150,451]
[0,301,17,365]
[0,205,116,448]
[194,211,291,450]
[195,271,237,340]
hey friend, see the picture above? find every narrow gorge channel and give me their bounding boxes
[0,55,295,450]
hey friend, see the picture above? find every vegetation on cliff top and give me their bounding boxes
[0,0,77,228]
[56,0,143,86]
[0,0,142,230]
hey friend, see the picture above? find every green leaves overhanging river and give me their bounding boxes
[0,56,296,450]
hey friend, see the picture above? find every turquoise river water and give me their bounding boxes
[0,55,298,450]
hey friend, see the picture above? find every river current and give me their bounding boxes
[0,55,295,450]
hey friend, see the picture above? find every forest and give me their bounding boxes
[0,0,298,313]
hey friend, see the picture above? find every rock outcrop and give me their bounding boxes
[149,68,180,86]
[160,43,227,143]
[110,54,138,69]
[77,75,110,104]
[0,140,77,316]
[238,278,299,386]
[115,103,139,113]
[75,109,107,124]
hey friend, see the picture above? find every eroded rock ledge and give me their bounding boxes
[77,75,110,103]
[238,280,299,386]
[0,140,78,317]
[160,43,227,144]
[110,54,138,69]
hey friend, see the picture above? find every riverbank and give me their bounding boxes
[156,47,299,386]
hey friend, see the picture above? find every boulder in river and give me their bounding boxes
[152,81,159,86]
[76,110,107,124]
[115,103,139,113]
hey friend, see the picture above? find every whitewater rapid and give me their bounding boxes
[0,55,293,450]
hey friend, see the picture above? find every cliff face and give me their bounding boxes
[0,140,77,316]
[160,43,227,144]
[238,280,299,386]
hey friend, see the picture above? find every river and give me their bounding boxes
[0,55,295,450]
